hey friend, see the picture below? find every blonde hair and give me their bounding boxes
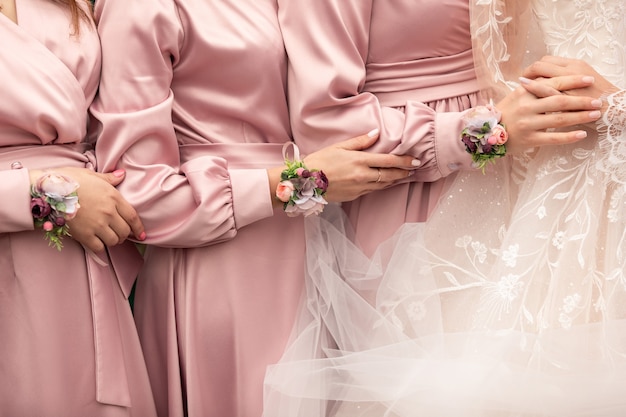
[51,0,93,34]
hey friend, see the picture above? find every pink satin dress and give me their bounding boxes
[0,1,156,415]
[279,0,482,256]
[91,0,305,416]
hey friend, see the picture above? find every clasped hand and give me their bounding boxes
[30,166,145,252]
[497,55,618,153]
[302,130,420,203]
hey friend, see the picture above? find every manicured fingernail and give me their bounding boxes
[411,159,421,167]
[589,110,601,119]
[575,131,588,139]
[582,76,595,83]
[591,99,602,108]
[113,169,125,177]
[518,76,532,84]
[138,232,146,241]
[367,128,380,138]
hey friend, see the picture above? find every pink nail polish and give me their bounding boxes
[575,131,588,139]
[591,99,602,108]
[113,169,125,177]
[582,76,595,83]
[138,232,146,241]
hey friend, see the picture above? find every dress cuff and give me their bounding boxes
[229,168,275,229]
[435,111,475,177]
[1,168,35,232]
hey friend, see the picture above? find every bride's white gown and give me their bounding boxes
[263,1,626,416]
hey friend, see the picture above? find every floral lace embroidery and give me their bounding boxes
[385,1,626,334]
[533,0,626,86]
[597,90,626,184]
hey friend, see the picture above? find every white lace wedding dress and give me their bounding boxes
[263,1,626,416]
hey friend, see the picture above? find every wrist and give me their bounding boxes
[267,166,287,208]
[30,172,80,250]
[274,143,329,217]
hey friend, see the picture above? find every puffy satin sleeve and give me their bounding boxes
[91,0,274,247]
[278,0,475,182]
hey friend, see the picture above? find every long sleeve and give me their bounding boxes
[91,0,274,248]
[278,0,479,182]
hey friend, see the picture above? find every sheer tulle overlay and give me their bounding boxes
[263,0,626,416]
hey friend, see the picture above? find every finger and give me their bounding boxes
[519,75,598,98]
[369,167,381,183]
[95,169,126,187]
[380,167,415,183]
[364,167,414,188]
[96,226,126,247]
[361,153,421,170]
[527,129,590,147]
[523,60,575,79]
[335,128,380,151]
[538,55,578,67]
[71,231,106,253]
[530,110,601,132]
[518,77,561,98]
[107,215,132,244]
[534,94,602,115]
[116,200,146,241]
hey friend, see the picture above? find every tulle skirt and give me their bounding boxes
[263,93,626,417]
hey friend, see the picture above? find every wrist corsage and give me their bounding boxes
[30,173,80,250]
[461,103,509,171]
[276,142,329,217]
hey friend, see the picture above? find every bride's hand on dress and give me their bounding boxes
[495,79,603,153]
[29,167,146,252]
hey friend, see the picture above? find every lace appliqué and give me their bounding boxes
[532,0,626,87]
[597,90,626,185]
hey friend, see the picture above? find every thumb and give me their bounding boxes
[96,169,126,186]
[336,128,380,151]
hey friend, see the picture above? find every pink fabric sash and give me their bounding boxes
[1,144,142,407]
[364,50,480,105]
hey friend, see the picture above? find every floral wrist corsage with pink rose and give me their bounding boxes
[461,103,509,172]
[30,173,80,250]
[275,143,329,217]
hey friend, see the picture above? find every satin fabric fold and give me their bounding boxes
[0,145,143,406]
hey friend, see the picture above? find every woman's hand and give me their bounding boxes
[495,74,603,152]
[268,130,420,205]
[522,56,619,101]
[29,167,145,252]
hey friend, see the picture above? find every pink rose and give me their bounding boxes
[276,180,295,203]
[490,125,508,145]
